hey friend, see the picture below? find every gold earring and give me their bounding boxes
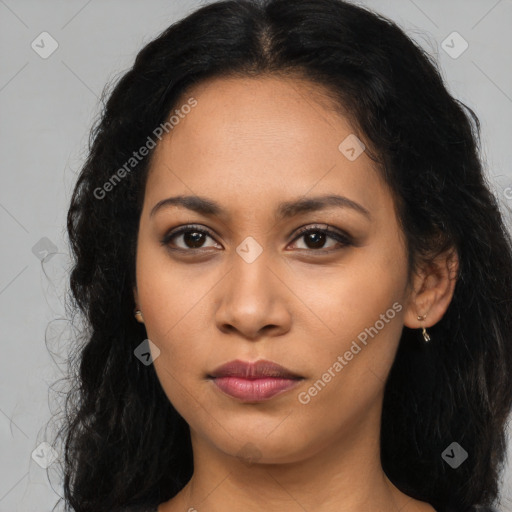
[417,314,430,343]
[134,309,144,323]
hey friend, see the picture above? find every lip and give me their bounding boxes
[208,359,303,402]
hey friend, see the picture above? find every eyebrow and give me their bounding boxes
[149,194,371,221]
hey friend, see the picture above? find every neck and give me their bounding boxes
[163,400,434,512]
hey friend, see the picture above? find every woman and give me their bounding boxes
[57,0,512,511]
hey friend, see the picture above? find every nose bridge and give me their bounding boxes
[215,241,290,337]
[227,242,275,307]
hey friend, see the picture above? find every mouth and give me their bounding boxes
[207,359,304,402]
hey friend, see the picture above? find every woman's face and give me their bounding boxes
[134,75,414,464]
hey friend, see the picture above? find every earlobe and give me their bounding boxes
[132,287,144,323]
[403,247,459,330]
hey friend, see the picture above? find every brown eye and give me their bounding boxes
[290,225,352,252]
[161,225,221,250]
[302,231,328,249]
[181,230,208,248]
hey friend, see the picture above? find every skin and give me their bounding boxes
[133,75,458,512]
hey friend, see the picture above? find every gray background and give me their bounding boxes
[1,0,511,510]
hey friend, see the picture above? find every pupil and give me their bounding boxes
[306,232,325,249]
[184,231,205,248]
[181,231,327,249]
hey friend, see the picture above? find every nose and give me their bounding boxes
[214,251,292,341]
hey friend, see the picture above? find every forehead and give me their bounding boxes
[144,75,389,222]
[163,75,350,160]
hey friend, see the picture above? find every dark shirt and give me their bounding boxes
[443,508,498,512]
[127,504,499,512]
[439,506,499,512]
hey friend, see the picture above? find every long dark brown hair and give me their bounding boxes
[55,1,512,510]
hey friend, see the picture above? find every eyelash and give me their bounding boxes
[161,223,353,254]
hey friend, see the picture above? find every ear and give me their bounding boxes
[133,286,139,307]
[403,247,459,329]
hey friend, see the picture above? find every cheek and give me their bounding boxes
[296,246,407,397]
[135,240,200,384]
[135,235,213,340]
[300,246,407,346]
[290,292,404,454]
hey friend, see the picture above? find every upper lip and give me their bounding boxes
[208,359,303,380]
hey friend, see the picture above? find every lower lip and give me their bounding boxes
[211,376,301,401]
